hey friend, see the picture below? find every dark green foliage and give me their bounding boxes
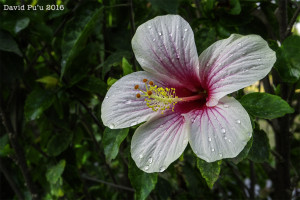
[197,159,222,189]
[240,92,294,119]
[0,0,300,200]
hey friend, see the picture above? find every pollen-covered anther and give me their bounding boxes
[134,79,181,114]
[134,85,139,90]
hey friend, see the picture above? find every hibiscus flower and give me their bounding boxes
[101,15,276,173]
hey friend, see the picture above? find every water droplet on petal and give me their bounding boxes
[139,154,143,159]
[236,120,241,124]
[195,151,198,154]
[169,33,172,37]
[131,121,137,126]
[105,96,109,99]
[109,124,115,129]
[183,139,188,144]
[228,139,232,143]
[238,42,242,46]
[221,128,226,133]
[219,153,223,157]
[184,28,188,32]
[258,58,261,61]
[144,165,149,171]
[224,136,227,140]
[148,25,151,29]
[159,166,166,172]
[211,148,215,152]
[125,100,132,104]
[208,137,212,142]
[153,38,156,41]
[223,104,229,108]
[148,157,153,164]
[158,32,162,36]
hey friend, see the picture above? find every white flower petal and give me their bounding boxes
[184,96,252,162]
[198,34,276,107]
[131,112,189,173]
[132,15,200,91]
[101,71,180,129]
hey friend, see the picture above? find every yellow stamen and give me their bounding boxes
[134,79,182,113]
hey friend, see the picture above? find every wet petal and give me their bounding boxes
[184,96,252,162]
[101,71,180,129]
[132,15,200,91]
[199,34,276,107]
[131,112,189,173]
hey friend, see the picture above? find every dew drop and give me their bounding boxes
[176,55,180,59]
[211,148,215,152]
[221,128,226,133]
[159,166,166,172]
[109,124,115,129]
[125,100,132,105]
[182,37,185,41]
[228,139,232,143]
[169,33,172,37]
[158,32,162,36]
[105,96,109,99]
[258,58,261,61]
[208,137,212,142]
[238,42,242,46]
[139,154,143,159]
[148,157,153,164]
[223,104,229,108]
[144,166,149,171]
[236,120,241,124]
[183,139,188,144]
[153,38,156,42]
[131,121,137,126]
[224,136,228,140]
[184,28,188,32]
[148,25,151,29]
[219,153,223,157]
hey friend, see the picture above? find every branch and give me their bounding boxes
[0,158,24,200]
[81,174,135,192]
[0,101,39,200]
[285,4,300,38]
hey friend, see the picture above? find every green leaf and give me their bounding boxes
[61,7,103,78]
[148,0,179,13]
[230,137,253,164]
[0,30,22,56]
[229,0,241,15]
[129,157,157,200]
[102,128,129,162]
[24,89,55,121]
[100,51,131,79]
[47,131,73,157]
[275,35,300,83]
[0,134,13,157]
[14,17,30,34]
[240,93,294,119]
[248,129,270,163]
[36,76,59,88]
[46,160,66,184]
[197,159,222,189]
[77,76,107,96]
[122,57,133,76]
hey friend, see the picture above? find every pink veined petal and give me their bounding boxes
[199,34,276,107]
[184,96,252,162]
[132,15,200,91]
[131,112,189,173]
[101,71,181,129]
